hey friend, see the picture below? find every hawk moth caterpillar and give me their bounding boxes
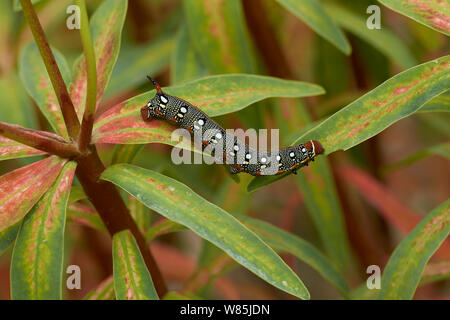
[141,76,324,176]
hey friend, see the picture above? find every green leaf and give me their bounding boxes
[0,135,46,161]
[70,0,127,118]
[183,0,257,74]
[378,0,450,36]
[171,24,207,85]
[379,200,450,299]
[19,43,71,139]
[92,74,324,144]
[102,164,310,299]
[105,34,175,97]
[0,156,67,232]
[295,56,450,155]
[84,276,115,300]
[237,214,349,295]
[0,74,37,130]
[418,91,450,113]
[67,202,106,231]
[145,219,187,242]
[323,2,417,69]
[0,223,20,256]
[112,230,159,300]
[275,0,351,54]
[68,186,86,203]
[420,260,450,285]
[382,142,450,174]
[10,161,76,299]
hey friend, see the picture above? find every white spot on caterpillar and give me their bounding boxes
[245,153,252,160]
[276,155,281,161]
[198,119,205,126]
[180,106,187,113]
[233,145,239,151]
[289,152,295,158]
[301,147,306,153]
[260,157,267,163]
[215,132,222,139]
[160,95,168,103]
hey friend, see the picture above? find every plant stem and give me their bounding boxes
[19,0,80,140]
[75,0,97,153]
[75,149,168,297]
[0,122,79,158]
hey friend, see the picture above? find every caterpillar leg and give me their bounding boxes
[229,165,242,175]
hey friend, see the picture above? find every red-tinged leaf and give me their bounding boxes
[10,161,76,299]
[379,0,450,36]
[0,135,46,161]
[70,0,127,119]
[67,202,106,231]
[338,165,450,258]
[92,74,323,144]
[113,230,159,300]
[19,43,71,139]
[379,200,450,299]
[338,165,422,233]
[84,276,115,300]
[0,156,67,232]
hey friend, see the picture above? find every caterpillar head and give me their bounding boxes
[141,76,170,121]
[304,140,325,157]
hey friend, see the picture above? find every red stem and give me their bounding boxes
[0,122,79,158]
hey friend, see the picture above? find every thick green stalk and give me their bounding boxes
[75,0,97,152]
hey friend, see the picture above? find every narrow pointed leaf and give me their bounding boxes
[296,56,450,154]
[237,214,349,295]
[92,74,324,144]
[67,202,106,231]
[383,142,450,174]
[11,161,76,299]
[418,91,450,113]
[183,0,257,74]
[102,164,310,299]
[171,25,207,85]
[378,0,450,36]
[0,223,20,256]
[84,276,115,300]
[113,230,159,300]
[0,156,67,232]
[19,43,71,139]
[105,34,175,97]
[379,200,450,299]
[70,0,127,118]
[420,260,450,284]
[323,2,417,69]
[0,135,46,161]
[275,0,351,54]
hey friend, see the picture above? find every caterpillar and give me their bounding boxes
[141,76,324,176]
